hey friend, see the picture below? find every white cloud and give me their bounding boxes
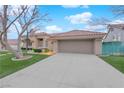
[84,25,107,32]
[45,25,62,33]
[109,19,124,24]
[62,5,80,8]
[62,5,89,8]
[35,30,45,33]
[82,5,89,8]
[65,12,92,24]
[84,19,124,32]
[0,5,2,11]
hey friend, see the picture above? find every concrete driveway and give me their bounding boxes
[1,53,124,88]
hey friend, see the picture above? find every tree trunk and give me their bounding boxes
[2,5,8,50]
[1,36,24,59]
[0,38,6,50]
[17,37,23,57]
[5,41,23,59]
[3,32,7,49]
[26,30,29,52]
[1,5,24,59]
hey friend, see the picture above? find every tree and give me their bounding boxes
[111,5,124,17]
[0,5,49,59]
[88,6,124,55]
[0,5,28,59]
[25,25,40,52]
[12,5,50,57]
[89,6,124,26]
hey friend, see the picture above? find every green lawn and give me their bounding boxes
[0,52,49,79]
[101,56,124,73]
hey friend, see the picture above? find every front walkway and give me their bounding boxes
[1,53,124,88]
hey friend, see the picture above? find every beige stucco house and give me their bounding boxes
[21,30,106,55]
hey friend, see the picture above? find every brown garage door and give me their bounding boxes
[58,39,94,54]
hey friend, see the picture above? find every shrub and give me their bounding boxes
[21,47,32,50]
[44,48,50,53]
[21,48,26,50]
[33,49,42,53]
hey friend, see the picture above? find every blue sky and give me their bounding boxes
[39,5,112,32]
[8,5,124,39]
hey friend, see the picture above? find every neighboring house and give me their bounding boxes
[103,24,124,55]
[21,30,105,55]
[104,24,124,42]
[8,39,18,50]
[0,39,17,50]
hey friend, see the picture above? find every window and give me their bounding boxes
[117,34,121,41]
[112,35,116,41]
[122,27,124,30]
[51,41,54,44]
[110,27,114,31]
[112,34,121,41]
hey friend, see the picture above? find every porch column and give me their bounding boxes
[43,38,47,48]
[53,40,58,53]
[32,38,38,49]
[94,39,102,55]
[42,37,47,52]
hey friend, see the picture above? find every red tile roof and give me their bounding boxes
[22,32,49,38]
[33,32,49,36]
[51,30,106,37]
[22,30,106,39]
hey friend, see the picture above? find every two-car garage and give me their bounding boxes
[51,30,106,55]
[58,39,94,54]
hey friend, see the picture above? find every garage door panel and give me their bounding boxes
[58,40,94,54]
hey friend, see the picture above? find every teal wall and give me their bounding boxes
[102,42,124,55]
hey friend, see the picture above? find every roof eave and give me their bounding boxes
[49,35,105,40]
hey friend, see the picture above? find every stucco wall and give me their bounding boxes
[47,40,54,51]
[104,28,124,42]
[32,37,38,49]
[94,39,102,55]
[52,40,58,53]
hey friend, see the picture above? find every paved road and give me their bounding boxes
[1,53,124,88]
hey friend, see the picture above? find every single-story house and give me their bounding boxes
[21,30,106,55]
[103,24,124,55]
